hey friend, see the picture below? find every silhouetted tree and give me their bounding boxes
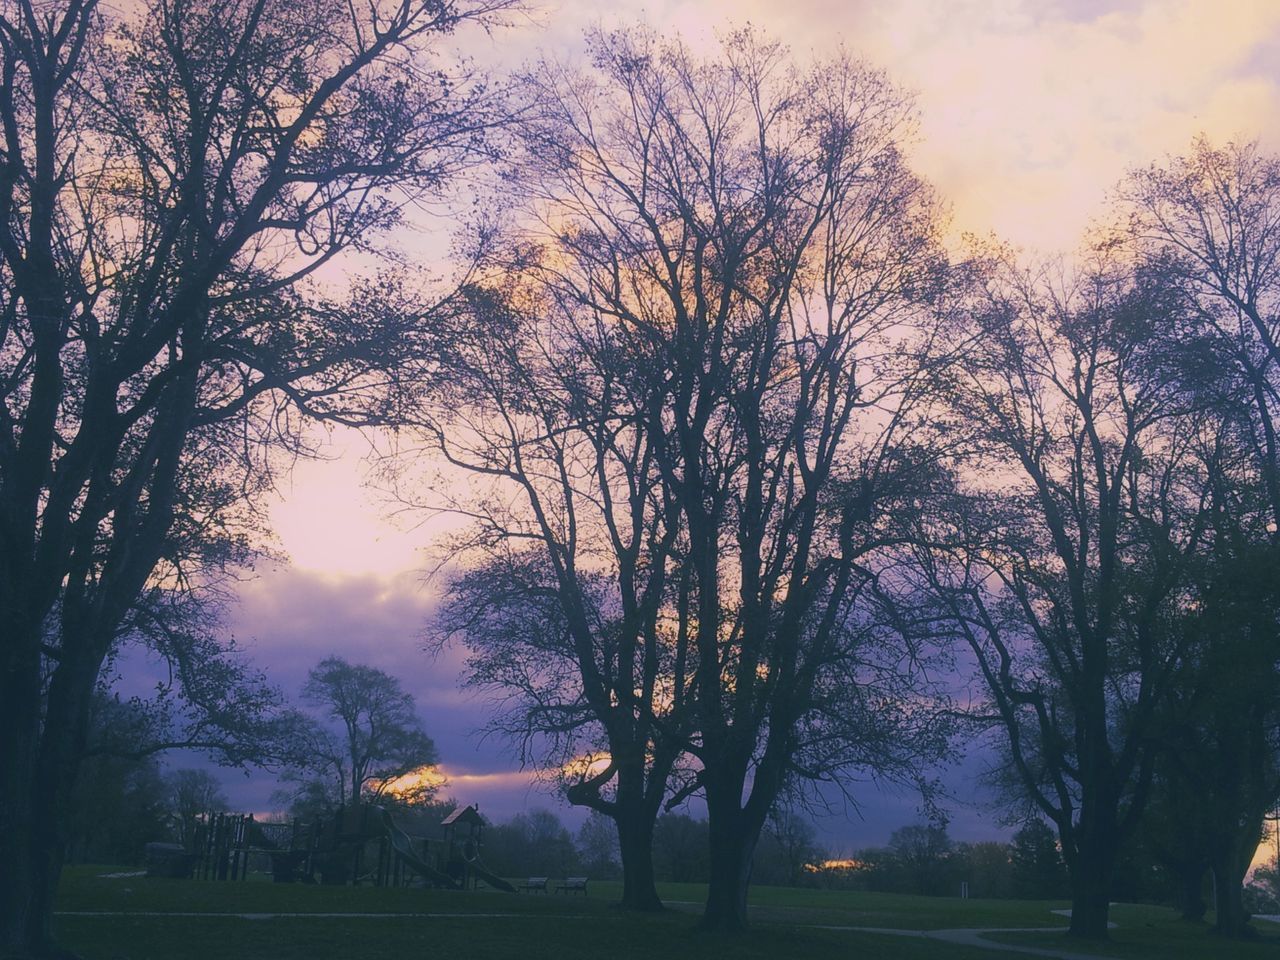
[165,769,228,851]
[64,699,171,866]
[898,253,1214,937]
[576,812,621,879]
[423,25,953,931]
[1009,820,1068,900]
[483,809,579,878]
[887,823,954,896]
[652,813,711,884]
[1122,139,1280,531]
[752,807,825,887]
[1145,532,1280,936]
[1118,140,1280,938]
[955,841,1014,899]
[300,657,440,806]
[0,0,511,952]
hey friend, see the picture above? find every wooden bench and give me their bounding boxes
[555,876,588,895]
[520,876,548,893]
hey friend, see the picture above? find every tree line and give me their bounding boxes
[0,1,1276,956]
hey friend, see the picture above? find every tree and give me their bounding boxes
[887,823,954,896]
[899,253,1214,938]
[425,26,951,931]
[955,841,1014,900]
[482,809,579,878]
[63,698,171,866]
[300,657,439,807]
[1122,139,1280,531]
[576,812,621,879]
[433,546,685,910]
[651,813,710,884]
[1009,820,1067,900]
[0,0,510,952]
[1145,531,1280,936]
[753,807,825,888]
[165,769,228,850]
[1119,140,1280,937]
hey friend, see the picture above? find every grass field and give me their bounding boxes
[53,867,1280,960]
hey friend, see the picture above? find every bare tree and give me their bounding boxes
[1138,447,1280,937]
[1122,139,1280,531]
[426,239,691,911]
[423,27,952,930]
[897,254,1213,938]
[300,656,440,806]
[0,0,511,953]
[165,769,228,849]
[1116,139,1280,938]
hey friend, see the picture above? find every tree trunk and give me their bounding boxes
[1066,842,1113,939]
[0,769,75,959]
[0,610,63,959]
[1175,861,1208,922]
[616,815,663,911]
[700,795,761,933]
[1210,849,1255,939]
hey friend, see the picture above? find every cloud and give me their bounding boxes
[229,563,506,771]
[517,0,1280,252]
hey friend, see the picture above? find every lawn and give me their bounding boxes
[52,866,1280,960]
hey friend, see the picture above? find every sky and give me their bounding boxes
[173,0,1280,855]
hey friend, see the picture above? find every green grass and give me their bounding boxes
[983,903,1280,959]
[51,866,1280,960]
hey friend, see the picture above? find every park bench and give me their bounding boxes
[555,876,588,895]
[520,876,548,893]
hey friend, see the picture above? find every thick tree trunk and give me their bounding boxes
[1210,850,1255,939]
[1066,842,1114,939]
[1175,861,1208,922]
[616,815,663,911]
[700,788,763,934]
[1,610,98,959]
[0,611,53,959]
[0,750,75,959]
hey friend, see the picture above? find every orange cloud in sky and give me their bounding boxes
[521,0,1280,252]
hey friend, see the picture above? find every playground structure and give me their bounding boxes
[159,803,515,893]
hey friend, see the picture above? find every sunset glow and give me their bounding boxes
[10,0,1277,949]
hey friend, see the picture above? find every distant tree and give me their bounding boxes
[165,770,228,851]
[483,809,579,878]
[300,657,440,807]
[273,778,340,823]
[955,841,1014,899]
[887,823,954,896]
[652,814,711,884]
[752,808,825,888]
[64,701,172,866]
[576,812,621,879]
[1009,820,1068,900]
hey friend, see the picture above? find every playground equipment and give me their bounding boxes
[161,802,516,893]
[439,803,517,893]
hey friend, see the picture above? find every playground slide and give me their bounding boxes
[374,807,461,890]
[468,859,517,894]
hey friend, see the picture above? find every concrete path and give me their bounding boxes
[815,923,1119,960]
